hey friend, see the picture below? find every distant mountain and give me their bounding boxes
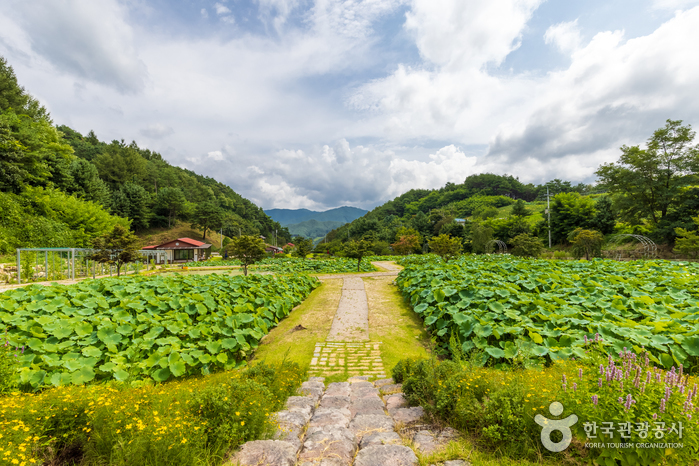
[285,219,346,239]
[265,206,368,226]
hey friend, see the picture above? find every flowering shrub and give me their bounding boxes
[0,362,303,466]
[559,342,699,465]
[0,328,20,394]
[396,343,699,465]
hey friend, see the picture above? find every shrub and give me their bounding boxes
[0,328,19,394]
[510,233,545,257]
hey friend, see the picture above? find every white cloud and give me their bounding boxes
[652,0,699,10]
[214,3,232,15]
[404,0,543,69]
[544,20,582,54]
[2,0,699,210]
[201,8,209,18]
[6,0,147,93]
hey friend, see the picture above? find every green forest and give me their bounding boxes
[322,122,699,258]
[0,56,291,255]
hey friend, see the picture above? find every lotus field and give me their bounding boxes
[252,257,377,273]
[0,273,319,388]
[396,255,699,371]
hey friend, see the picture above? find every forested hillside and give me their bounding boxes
[323,126,699,257]
[0,56,289,254]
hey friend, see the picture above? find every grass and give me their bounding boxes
[416,438,564,466]
[252,279,343,371]
[364,276,431,375]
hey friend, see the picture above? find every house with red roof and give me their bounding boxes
[142,237,212,264]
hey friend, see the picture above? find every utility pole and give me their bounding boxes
[547,187,552,248]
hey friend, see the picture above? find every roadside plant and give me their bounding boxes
[89,224,143,277]
[226,235,266,275]
[428,234,463,262]
[510,233,544,257]
[0,327,20,393]
[568,228,604,260]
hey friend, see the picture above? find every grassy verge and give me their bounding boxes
[416,438,562,466]
[252,279,343,370]
[364,276,430,375]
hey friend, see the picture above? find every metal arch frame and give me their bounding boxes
[606,234,657,260]
[485,239,508,254]
[15,248,168,284]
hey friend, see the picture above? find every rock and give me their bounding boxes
[349,397,386,419]
[439,427,460,441]
[309,408,350,429]
[320,395,351,410]
[303,381,326,390]
[358,431,402,449]
[373,378,394,388]
[354,445,418,466]
[350,387,380,399]
[233,440,297,466]
[350,381,374,389]
[298,426,356,465]
[390,407,424,425]
[379,383,402,394]
[286,396,316,419]
[412,430,440,454]
[308,377,326,383]
[275,410,309,430]
[298,459,347,466]
[349,414,395,437]
[273,426,303,452]
[348,376,370,383]
[385,394,407,411]
[325,383,351,397]
[444,461,470,466]
[298,386,324,401]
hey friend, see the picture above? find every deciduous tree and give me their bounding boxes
[673,217,699,259]
[568,228,605,260]
[511,233,545,258]
[226,235,266,275]
[428,234,463,262]
[191,200,224,240]
[596,119,699,225]
[343,238,373,272]
[89,224,143,277]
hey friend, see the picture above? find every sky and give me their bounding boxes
[2,0,699,210]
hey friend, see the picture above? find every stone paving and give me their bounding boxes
[231,262,472,465]
[308,342,386,379]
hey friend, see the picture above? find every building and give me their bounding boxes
[142,237,212,264]
[265,245,283,254]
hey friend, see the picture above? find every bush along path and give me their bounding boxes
[232,262,470,466]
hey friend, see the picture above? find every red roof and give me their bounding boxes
[178,237,205,247]
[142,245,157,250]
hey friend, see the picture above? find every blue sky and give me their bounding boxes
[1,0,698,210]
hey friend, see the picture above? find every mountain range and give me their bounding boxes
[265,206,367,240]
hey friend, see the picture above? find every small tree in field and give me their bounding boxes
[344,238,373,272]
[226,235,266,276]
[428,234,463,262]
[391,227,421,255]
[89,224,143,277]
[294,238,313,259]
[511,233,545,258]
[568,228,604,260]
[510,199,530,217]
[673,217,699,258]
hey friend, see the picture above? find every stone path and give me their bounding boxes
[309,342,386,379]
[234,377,468,466]
[327,277,370,341]
[232,261,472,465]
